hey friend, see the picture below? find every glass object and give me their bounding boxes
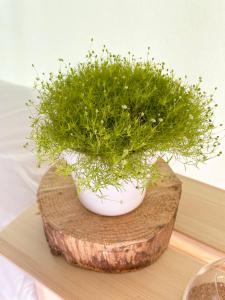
[183,258,225,299]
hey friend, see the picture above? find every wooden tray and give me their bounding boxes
[38,159,181,272]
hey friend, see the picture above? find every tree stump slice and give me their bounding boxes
[38,159,182,273]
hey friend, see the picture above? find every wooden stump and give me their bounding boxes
[38,159,182,273]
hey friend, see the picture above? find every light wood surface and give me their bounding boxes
[1,173,225,299]
[175,175,225,252]
[171,231,225,264]
[0,204,202,300]
[38,160,181,272]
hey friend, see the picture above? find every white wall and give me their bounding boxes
[0,0,224,189]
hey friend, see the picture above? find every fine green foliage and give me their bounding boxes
[26,45,222,192]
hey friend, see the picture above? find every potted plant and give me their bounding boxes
[26,44,222,216]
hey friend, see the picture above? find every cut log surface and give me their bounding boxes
[38,159,182,273]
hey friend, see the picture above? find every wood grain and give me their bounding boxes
[1,164,225,298]
[175,175,225,252]
[0,204,202,300]
[37,159,182,272]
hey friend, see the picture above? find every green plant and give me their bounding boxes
[26,44,222,192]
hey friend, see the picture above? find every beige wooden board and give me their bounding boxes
[175,175,225,252]
[0,204,202,300]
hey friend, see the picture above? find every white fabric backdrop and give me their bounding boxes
[0,81,47,300]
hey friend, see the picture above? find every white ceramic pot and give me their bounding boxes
[62,151,146,216]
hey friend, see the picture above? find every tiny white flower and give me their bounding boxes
[124,85,128,89]
[151,118,156,123]
[159,118,163,122]
[122,105,128,109]
[100,119,104,124]
[183,137,188,144]
[141,112,145,117]
[189,114,194,120]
